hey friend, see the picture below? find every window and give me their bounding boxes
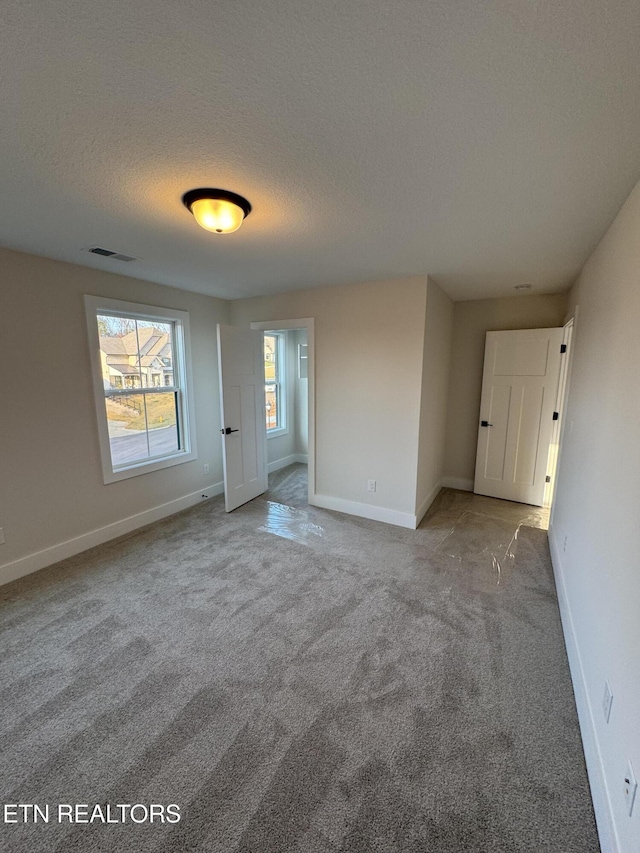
[264,332,286,434]
[85,296,197,483]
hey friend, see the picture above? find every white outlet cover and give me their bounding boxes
[602,681,613,723]
[624,761,637,817]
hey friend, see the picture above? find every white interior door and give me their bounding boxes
[217,324,267,512]
[474,327,563,506]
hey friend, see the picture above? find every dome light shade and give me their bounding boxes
[182,188,252,234]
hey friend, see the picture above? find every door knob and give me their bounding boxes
[221,427,239,435]
[480,420,493,427]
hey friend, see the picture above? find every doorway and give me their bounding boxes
[251,318,315,508]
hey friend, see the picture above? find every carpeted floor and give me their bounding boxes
[0,472,599,852]
[265,462,309,508]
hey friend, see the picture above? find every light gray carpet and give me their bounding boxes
[265,462,309,508]
[0,479,599,852]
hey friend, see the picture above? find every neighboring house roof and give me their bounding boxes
[99,327,172,365]
[100,336,127,355]
[107,363,140,376]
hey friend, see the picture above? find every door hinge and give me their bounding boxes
[560,344,567,353]
[545,475,551,483]
[552,411,559,420]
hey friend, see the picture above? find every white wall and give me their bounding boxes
[443,293,567,489]
[415,278,454,520]
[230,277,429,526]
[0,248,229,583]
[550,182,640,853]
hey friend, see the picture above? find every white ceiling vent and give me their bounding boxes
[87,247,137,262]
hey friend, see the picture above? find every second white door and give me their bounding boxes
[217,324,268,512]
[474,327,563,506]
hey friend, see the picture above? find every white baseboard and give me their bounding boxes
[311,493,417,529]
[267,453,308,473]
[415,480,443,527]
[0,481,224,587]
[442,476,474,492]
[548,522,618,853]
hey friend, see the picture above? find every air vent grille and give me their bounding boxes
[88,247,137,262]
[111,253,136,262]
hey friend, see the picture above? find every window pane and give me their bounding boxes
[265,384,278,430]
[105,392,179,468]
[97,315,175,392]
[146,392,179,457]
[137,320,174,388]
[105,394,150,467]
[264,335,277,381]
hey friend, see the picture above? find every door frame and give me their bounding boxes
[544,317,574,507]
[549,312,578,524]
[250,318,316,506]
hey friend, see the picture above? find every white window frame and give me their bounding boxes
[85,295,197,484]
[264,331,288,438]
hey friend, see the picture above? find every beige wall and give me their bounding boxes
[0,248,229,574]
[415,278,454,515]
[230,277,429,519]
[550,181,640,853]
[443,293,567,487]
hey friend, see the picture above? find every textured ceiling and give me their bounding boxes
[1,0,640,301]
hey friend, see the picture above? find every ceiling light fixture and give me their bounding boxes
[182,188,252,234]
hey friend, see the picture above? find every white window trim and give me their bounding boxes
[265,331,289,439]
[85,295,197,484]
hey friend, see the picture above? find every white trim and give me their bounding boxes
[415,480,443,527]
[312,494,417,529]
[266,426,289,439]
[550,312,578,527]
[0,482,224,587]
[250,319,315,506]
[442,476,474,492]
[548,522,618,853]
[267,453,308,473]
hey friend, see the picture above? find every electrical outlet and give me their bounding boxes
[624,761,637,817]
[203,463,210,475]
[602,681,613,723]
[201,492,209,500]
[0,527,4,545]
[367,479,376,492]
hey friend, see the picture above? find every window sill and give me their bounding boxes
[267,427,289,440]
[104,449,197,484]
